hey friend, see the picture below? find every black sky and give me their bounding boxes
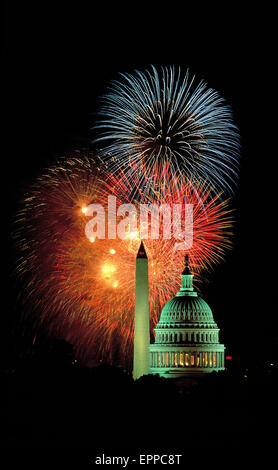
[2,3,276,366]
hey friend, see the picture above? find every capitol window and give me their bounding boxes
[179,352,184,366]
[168,353,172,366]
[209,354,213,366]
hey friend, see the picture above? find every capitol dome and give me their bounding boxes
[159,296,215,324]
[149,255,225,378]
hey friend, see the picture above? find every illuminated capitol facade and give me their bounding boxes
[149,255,225,378]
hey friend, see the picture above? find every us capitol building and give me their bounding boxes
[149,255,225,378]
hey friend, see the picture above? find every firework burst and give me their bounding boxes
[93,65,240,195]
[13,154,233,370]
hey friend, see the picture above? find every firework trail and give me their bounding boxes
[93,65,240,195]
[13,154,233,369]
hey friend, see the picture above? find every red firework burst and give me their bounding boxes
[13,153,233,370]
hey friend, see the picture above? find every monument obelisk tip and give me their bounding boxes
[137,241,147,259]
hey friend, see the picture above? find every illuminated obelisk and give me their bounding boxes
[133,241,150,380]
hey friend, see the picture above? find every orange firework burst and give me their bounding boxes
[13,153,233,370]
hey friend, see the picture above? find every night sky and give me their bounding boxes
[2,4,276,367]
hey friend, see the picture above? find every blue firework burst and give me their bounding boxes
[93,65,240,194]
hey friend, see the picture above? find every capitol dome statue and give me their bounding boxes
[149,255,225,378]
